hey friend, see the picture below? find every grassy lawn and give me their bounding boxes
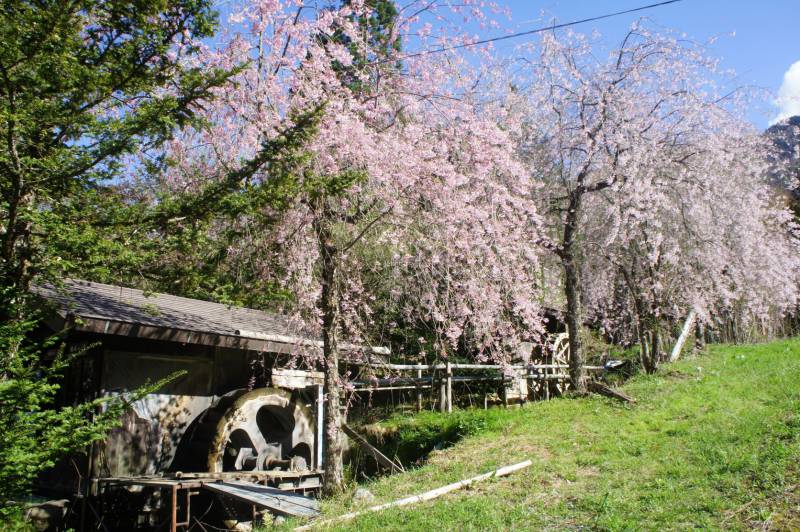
[291,340,800,531]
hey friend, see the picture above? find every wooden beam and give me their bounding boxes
[354,385,423,392]
[342,424,404,474]
[587,380,635,403]
[201,481,320,518]
[363,362,605,371]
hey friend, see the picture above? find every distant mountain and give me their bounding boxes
[765,115,800,200]
[766,115,800,159]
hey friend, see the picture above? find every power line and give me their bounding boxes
[376,0,683,64]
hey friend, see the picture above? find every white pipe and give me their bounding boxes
[295,460,532,530]
[669,310,697,363]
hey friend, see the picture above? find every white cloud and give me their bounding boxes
[772,60,800,124]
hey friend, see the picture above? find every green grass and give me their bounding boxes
[291,340,800,531]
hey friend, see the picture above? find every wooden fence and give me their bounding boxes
[350,362,605,412]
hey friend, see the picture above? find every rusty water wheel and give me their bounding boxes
[550,333,571,395]
[206,387,315,474]
[187,388,316,529]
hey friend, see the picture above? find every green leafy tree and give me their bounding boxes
[45,104,324,308]
[0,0,232,520]
[0,298,178,522]
[328,0,401,93]
[0,0,232,296]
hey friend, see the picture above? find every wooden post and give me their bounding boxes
[416,369,423,412]
[446,361,452,413]
[439,371,446,413]
[170,484,178,532]
[316,384,324,469]
[544,366,550,401]
[523,368,530,404]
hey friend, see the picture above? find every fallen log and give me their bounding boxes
[294,460,532,530]
[587,380,635,403]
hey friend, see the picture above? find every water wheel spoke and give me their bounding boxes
[247,425,272,457]
[549,333,570,394]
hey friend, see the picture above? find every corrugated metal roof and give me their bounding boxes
[34,279,304,340]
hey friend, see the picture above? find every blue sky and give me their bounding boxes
[211,1,798,129]
[494,0,800,128]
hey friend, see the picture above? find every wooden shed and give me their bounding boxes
[33,279,342,528]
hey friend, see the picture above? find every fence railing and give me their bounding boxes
[350,361,606,411]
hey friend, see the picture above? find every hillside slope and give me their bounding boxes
[294,341,800,531]
[766,115,800,199]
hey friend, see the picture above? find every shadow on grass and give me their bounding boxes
[347,410,496,479]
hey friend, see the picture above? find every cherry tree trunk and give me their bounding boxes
[650,328,662,368]
[639,327,661,374]
[694,321,705,352]
[638,332,651,372]
[316,217,344,496]
[562,256,586,393]
[560,195,586,394]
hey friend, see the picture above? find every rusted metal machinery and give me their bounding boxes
[179,384,318,475]
[91,375,326,531]
[34,280,345,530]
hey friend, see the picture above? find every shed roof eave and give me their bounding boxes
[73,316,298,354]
[234,329,390,356]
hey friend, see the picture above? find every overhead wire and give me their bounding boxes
[373,0,683,64]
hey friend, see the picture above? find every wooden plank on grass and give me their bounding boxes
[202,480,320,518]
[587,380,635,403]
